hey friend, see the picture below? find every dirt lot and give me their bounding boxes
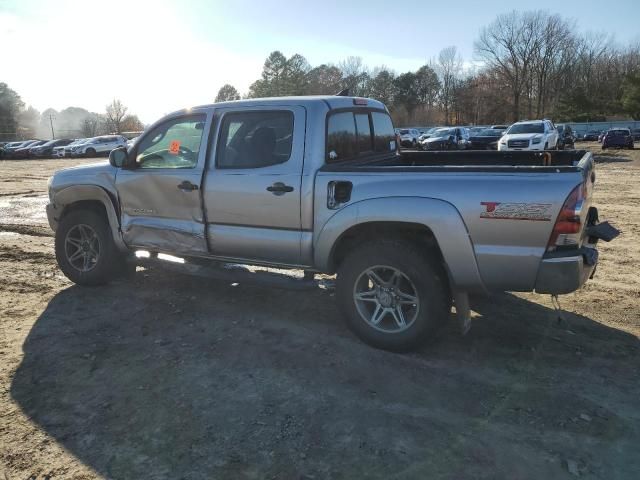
[1,146,639,479]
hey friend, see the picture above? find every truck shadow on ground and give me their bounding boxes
[10,268,640,479]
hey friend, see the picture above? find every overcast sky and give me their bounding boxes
[1,0,639,123]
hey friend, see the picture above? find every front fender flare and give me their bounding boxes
[51,185,127,251]
[314,197,486,293]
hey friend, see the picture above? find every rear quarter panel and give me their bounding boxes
[314,170,584,292]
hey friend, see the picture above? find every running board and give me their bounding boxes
[134,257,326,291]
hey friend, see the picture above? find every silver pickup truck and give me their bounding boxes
[46,96,618,351]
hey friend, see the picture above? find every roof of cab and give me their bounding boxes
[169,96,388,117]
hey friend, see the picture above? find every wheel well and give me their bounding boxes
[61,200,108,222]
[330,222,444,272]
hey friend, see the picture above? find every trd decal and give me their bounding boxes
[480,202,553,221]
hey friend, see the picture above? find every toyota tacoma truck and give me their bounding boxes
[46,96,618,352]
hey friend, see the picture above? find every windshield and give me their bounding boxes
[474,129,501,137]
[433,128,455,137]
[507,123,544,134]
[399,129,410,135]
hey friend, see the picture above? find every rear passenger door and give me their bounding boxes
[203,106,306,266]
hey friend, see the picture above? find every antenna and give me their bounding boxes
[335,88,350,97]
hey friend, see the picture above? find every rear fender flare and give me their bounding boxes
[314,197,486,292]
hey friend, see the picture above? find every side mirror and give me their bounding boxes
[109,147,129,168]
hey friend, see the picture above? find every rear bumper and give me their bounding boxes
[534,247,598,295]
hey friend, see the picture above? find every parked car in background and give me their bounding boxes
[2,140,39,158]
[468,128,502,150]
[490,125,509,132]
[54,138,88,157]
[556,124,575,150]
[421,127,470,150]
[498,120,558,151]
[582,130,600,141]
[630,128,640,141]
[601,128,634,149]
[12,140,49,159]
[397,128,421,148]
[0,141,22,158]
[4,140,43,159]
[29,138,75,158]
[418,127,441,142]
[69,135,128,157]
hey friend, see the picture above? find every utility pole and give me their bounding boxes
[48,113,56,139]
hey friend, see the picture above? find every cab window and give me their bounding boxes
[217,111,294,169]
[135,115,206,169]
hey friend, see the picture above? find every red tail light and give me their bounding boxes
[547,184,584,249]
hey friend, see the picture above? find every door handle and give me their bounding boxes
[177,180,199,191]
[266,182,294,195]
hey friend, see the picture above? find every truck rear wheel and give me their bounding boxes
[55,209,120,286]
[336,239,449,352]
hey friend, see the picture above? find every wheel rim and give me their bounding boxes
[64,224,100,272]
[353,265,420,333]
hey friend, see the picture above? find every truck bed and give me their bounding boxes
[322,150,589,172]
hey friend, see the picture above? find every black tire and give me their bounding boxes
[55,209,121,286]
[85,147,96,157]
[336,239,450,352]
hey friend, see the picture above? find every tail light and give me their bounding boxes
[547,184,585,250]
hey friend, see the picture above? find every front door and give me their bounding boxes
[115,113,210,255]
[203,106,305,265]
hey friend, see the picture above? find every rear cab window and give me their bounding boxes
[327,110,397,163]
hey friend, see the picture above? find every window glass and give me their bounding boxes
[355,113,372,153]
[217,111,293,169]
[371,112,396,153]
[136,115,205,169]
[327,112,357,162]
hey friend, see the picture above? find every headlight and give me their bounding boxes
[531,137,542,144]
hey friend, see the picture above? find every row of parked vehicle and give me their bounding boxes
[396,121,637,152]
[578,128,640,143]
[0,135,130,159]
[395,120,577,152]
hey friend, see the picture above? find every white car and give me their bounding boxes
[69,135,128,157]
[498,120,559,151]
[396,128,421,148]
[53,138,86,157]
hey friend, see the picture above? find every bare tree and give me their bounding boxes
[80,115,100,137]
[105,99,128,134]
[437,46,462,124]
[475,11,544,121]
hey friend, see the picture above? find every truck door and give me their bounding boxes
[115,113,210,255]
[203,105,305,265]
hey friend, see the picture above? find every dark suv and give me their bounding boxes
[556,124,575,150]
[601,129,634,150]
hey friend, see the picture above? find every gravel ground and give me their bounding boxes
[1,146,639,479]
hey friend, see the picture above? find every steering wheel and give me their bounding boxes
[177,145,195,160]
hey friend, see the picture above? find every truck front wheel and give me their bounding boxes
[55,209,121,286]
[336,240,450,352]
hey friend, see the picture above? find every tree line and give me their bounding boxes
[216,10,640,126]
[0,87,143,142]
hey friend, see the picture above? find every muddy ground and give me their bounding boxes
[1,146,639,479]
